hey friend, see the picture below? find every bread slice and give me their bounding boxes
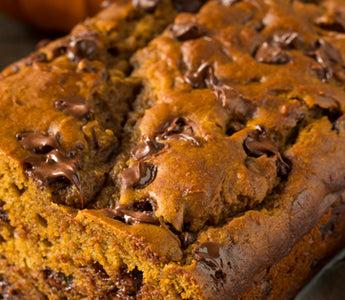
[1,0,345,299]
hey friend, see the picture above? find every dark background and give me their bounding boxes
[0,12,61,70]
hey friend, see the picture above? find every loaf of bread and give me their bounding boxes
[1,0,345,299]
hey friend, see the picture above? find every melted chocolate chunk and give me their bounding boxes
[67,32,100,62]
[16,132,59,154]
[156,117,201,146]
[315,12,345,33]
[132,0,159,12]
[194,242,228,289]
[184,62,212,88]
[54,97,92,121]
[169,22,206,41]
[255,42,289,64]
[271,31,304,49]
[130,137,165,161]
[173,0,208,12]
[22,150,83,199]
[120,161,157,189]
[244,126,290,175]
[305,39,344,81]
[17,132,84,207]
[101,204,160,225]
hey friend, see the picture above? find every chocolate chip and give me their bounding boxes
[194,242,228,289]
[101,204,160,225]
[156,117,201,146]
[243,126,290,175]
[305,39,344,81]
[17,132,84,208]
[132,0,159,13]
[130,137,165,161]
[271,31,304,49]
[184,62,213,89]
[67,32,100,62]
[21,150,83,200]
[169,21,205,41]
[255,42,289,64]
[16,132,59,154]
[173,0,208,13]
[120,161,157,189]
[54,97,92,121]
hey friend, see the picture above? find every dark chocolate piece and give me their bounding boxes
[184,62,212,88]
[17,132,84,207]
[130,137,165,161]
[255,42,289,64]
[21,150,83,201]
[16,132,59,154]
[271,31,304,49]
[156,117,201,146]
[194,242,227,289]
[132,0,159,13]
[54,97,92,121]
[305,39,344,81]
[120,161,157,189]
[101,204,160,225]
[169,22,205,41]
[173,0,208,13]
[244,125,290,174]
[67,32,100,62]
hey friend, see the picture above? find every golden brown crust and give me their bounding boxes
[1,0,345,299]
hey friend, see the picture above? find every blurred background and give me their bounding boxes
[0,0,106,70]
[0,12,59,70]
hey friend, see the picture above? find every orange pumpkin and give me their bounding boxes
[0,0,109,32]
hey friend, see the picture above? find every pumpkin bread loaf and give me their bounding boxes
[1,0,345,299]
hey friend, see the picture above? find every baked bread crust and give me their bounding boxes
[1,0,345,299]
